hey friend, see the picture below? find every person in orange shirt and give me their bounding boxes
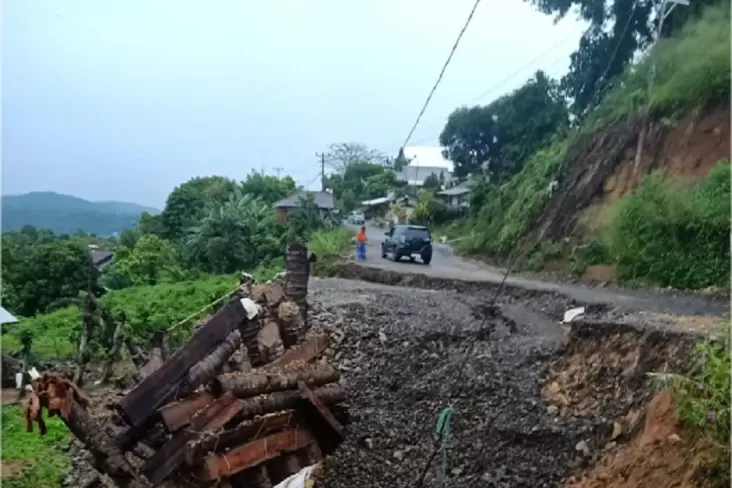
[355,226,367,261]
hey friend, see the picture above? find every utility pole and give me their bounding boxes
[633,0,688,176]
[316,153,326,191]
[273,166,283,178]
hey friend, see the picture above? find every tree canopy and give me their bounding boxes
[440,71,568,179]
[528,0,719,116]
[2,229,103,317]
[324,143,386,174]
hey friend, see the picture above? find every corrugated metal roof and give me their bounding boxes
[438,185,470,196]
[0,306,19,325]
[272,191,335,210]
[403,146,454,172]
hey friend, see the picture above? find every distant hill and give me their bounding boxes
[1,191,160,236]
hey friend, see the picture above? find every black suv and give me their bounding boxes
[381,224,433,265]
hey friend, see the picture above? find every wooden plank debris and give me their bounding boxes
[297,381,344,455]
[118,298,248,428]
[158,391,215,433]
[184,411,297,466]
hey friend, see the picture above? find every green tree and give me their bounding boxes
[422,172,441,191]
[1,233,102,317]
[440,71,568,179]
[286,193,326,243]
[105,235,186,288]
[240,172,296,205]
[325,161,394,202]
[362,171,398,199]
[529,0,719,117]
[160,176,238,240]
[185,190,284,273]
[394,148,408,173]
[138,211,165,236]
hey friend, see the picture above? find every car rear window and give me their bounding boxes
[405,227,430,240]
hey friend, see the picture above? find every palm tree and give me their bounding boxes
[186,189,283,273]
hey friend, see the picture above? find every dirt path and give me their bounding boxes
[353,223,727,317]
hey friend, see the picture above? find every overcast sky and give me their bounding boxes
[1,0,586,208]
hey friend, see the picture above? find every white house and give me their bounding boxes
[398,146,454,187]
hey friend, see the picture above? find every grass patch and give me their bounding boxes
[2,274,239,359]
[308,227,353,277]
[605,161,730,289]
[1,406,70,488]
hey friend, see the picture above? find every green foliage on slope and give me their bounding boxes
[450,4,730,289]
[605,161,730,289]
[2,274,238,358]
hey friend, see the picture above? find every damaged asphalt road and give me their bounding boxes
[345,223,728,317]
[310,277,605,488]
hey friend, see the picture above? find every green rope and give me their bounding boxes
[435,406,453,488]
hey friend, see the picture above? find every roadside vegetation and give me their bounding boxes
[651,321,730,487]
[440,2,730,290]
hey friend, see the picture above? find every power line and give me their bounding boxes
[400,0,483,150]
[375,30,577,156]
[412,1,642,486]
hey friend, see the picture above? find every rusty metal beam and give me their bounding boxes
[202,427,314,481]
[141,391,243,485]
[262,334,330,371]
[297,381,344,455]
[185,411,298,466]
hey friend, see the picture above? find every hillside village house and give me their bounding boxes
[437,183,470,209]
[397,146,454,187]
[89,244,114,270]
[272,191,335,222]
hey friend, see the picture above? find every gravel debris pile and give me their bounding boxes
[308,277,598,488]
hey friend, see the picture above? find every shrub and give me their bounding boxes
[522,241,563,272]
[568,238,608,277]
[308,227,353,277]
[605,162,730,289]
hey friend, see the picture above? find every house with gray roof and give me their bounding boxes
[437,183,471,209]
[272,191,335,222]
